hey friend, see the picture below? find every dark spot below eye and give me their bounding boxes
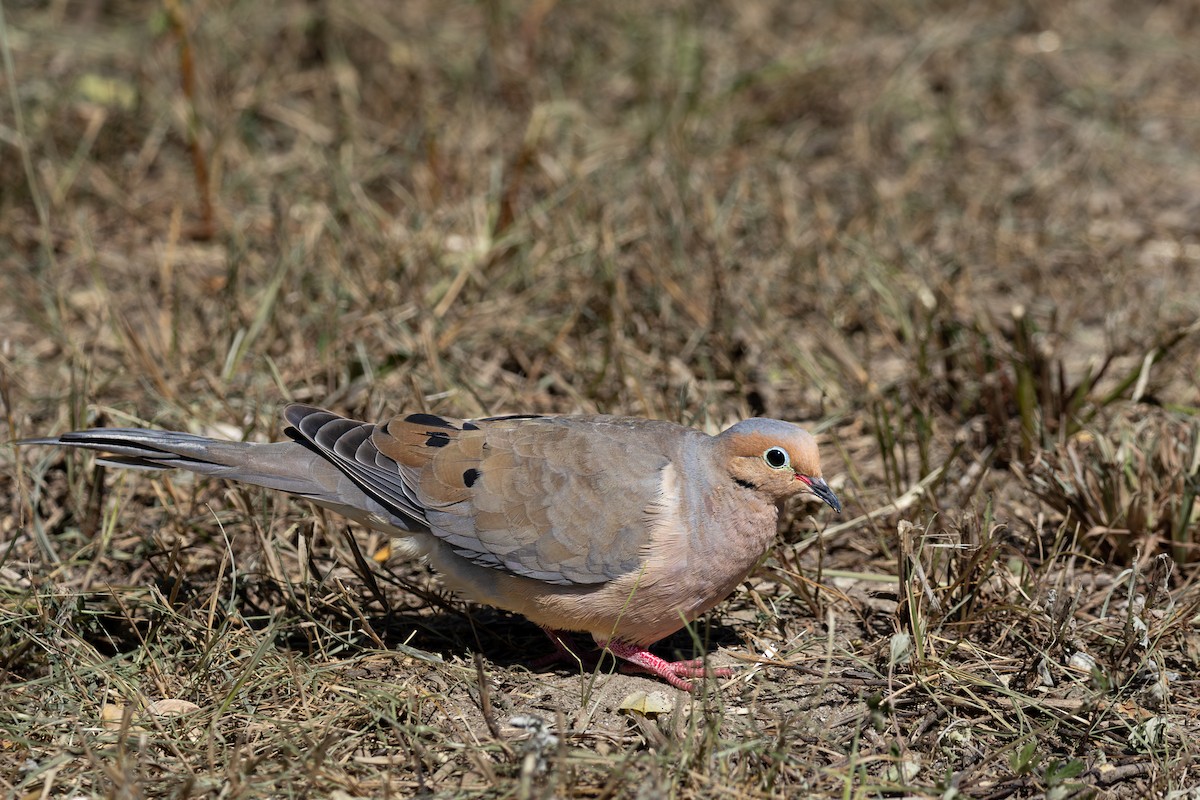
[462,468,480,487]
[405,413,455,429]
[425,432,451,448]
[733,477,757,490]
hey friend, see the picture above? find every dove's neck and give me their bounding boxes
[668,438,782,602]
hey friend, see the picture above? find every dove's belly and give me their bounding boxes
[424,488,780,646]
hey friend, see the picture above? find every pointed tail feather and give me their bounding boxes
[22,428,427,536]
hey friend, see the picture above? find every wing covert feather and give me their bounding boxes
[288,407,691,586]
[375,415,683,585]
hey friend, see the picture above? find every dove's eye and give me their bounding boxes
[763,447,790,470]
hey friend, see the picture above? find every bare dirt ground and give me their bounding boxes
[3,1,1200,797]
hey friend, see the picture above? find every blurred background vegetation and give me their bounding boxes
[2,0,1199,797]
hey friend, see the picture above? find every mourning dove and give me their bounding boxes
[25,405,841,689]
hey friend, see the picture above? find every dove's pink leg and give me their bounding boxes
[528,627,596,670]
[602,640,733,691]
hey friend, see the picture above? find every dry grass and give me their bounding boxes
[3,0,1200,796]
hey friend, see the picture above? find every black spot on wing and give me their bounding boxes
[462,468,480,487]
[404,413,456,429]
[461,421,480,431]
[477,414,546,422]
[425,432,451,448]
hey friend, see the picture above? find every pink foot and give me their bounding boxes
[602,640,733,691]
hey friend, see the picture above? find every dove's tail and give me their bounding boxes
[21,428,424,535]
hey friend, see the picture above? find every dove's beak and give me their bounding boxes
[799,475,842,514]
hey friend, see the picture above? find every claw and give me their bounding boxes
[602,640,732,691]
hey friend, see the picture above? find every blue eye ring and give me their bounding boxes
[763,447,790,470]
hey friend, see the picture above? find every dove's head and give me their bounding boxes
[718,418,841,512]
